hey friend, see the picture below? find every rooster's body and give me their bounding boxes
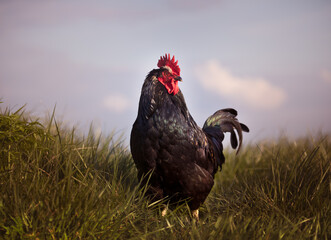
[130,54,249,215]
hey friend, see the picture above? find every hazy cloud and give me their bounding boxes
[103,94,130,113]
[168,0,221,11]
[321,69,331,84]
[196,60,286,109]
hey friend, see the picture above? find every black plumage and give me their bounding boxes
[130,56,249,214]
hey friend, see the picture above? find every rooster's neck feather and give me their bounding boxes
[137,69,190,122]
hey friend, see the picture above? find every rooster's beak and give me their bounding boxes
[175,76,182,82]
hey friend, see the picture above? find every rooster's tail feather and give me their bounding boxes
[203,108,249,154]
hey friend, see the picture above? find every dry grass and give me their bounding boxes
[0,104,330,239]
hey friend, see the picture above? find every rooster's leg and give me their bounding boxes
[161,204,168,217]
[192,209,199,221]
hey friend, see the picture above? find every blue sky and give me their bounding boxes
[1,0,331,145]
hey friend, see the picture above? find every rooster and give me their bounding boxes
[130,54,249,219]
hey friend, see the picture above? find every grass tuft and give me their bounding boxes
[0,104,330,239]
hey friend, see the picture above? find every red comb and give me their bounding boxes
[157,54,180,76]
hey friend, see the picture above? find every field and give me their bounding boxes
[0,105,330,239]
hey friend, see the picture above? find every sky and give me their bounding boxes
[1,0,331,147]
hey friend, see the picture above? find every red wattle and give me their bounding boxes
[158,77,179,95]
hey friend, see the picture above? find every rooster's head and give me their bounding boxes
[157,54,182,95]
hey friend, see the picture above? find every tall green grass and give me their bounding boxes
[0,104,330,239]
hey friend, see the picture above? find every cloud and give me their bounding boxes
[321,69,331,84]
[103,94,130,113]
[168,0,221,11]
[195,60,286,109]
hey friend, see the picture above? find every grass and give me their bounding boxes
[0,103,330,239]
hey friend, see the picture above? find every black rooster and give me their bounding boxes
[130,54,249,219]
